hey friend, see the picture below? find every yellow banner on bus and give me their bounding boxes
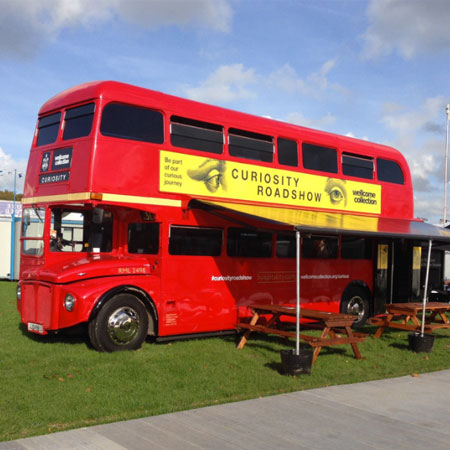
[160,150,381,214]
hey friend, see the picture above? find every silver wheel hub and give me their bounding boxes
[107,307,140,345]
[348,296,365,320]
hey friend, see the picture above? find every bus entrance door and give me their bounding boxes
[374,243,389,314]
[374,241,421,314]
[391,241,421,302]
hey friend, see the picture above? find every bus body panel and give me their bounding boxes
[19,274,162,333]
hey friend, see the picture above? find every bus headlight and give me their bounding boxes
[64,293,76,312]
[17,284,21,301]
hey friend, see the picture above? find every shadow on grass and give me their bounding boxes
[233,333,293,354]
[18,322,92,348]
[265,361,285,375]
[389,342,410,351]
[18,321,161,348]
[239,331,353,372]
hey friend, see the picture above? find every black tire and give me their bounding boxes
[88,294,149,352]
[340,287,370,328]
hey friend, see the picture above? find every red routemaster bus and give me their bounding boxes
[18,80,436,351]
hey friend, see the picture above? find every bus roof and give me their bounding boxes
[39,80,403,162]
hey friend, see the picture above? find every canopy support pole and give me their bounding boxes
[296,230,301,355]
[390,241,395,304]
[421,239,433,336]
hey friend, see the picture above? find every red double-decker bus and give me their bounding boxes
[18,80,438,351]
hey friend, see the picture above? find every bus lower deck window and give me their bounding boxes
[169,226,222,256]
[50,208,113,253]
[128,223,160,254]
[341,237,372,259]
[301,236,338,259]
[276,232,296,258]
[227,228,273,257]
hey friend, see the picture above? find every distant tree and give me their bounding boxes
[0,190,23,201]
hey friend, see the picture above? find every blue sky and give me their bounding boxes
[0,0,449,223]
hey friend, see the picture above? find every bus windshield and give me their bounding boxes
[22,207,46,256]
[50,207,113,253]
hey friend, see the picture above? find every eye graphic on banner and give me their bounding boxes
[187,159,227,192]
[324,178,347,207]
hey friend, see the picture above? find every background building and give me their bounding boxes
[0,200,22,280]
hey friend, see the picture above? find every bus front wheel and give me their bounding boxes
[340,287,370,328]
[88,294,149,352]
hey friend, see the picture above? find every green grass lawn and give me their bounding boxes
[1,280,450,442]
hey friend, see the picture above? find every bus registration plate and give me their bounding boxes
[28,322,44,334]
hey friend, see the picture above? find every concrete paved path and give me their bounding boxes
[2,369,450,450]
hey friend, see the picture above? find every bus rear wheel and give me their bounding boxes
[340,287,370,328]
[88,294,149,352]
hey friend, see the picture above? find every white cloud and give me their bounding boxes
[183,59,348,107]
[379,96,449,221]
[285,111,337,131]
[380,96,445,149]
[410,154,436,192]
[380,97,446,190]
[184,64,257,103]
[0,0,232,58]
[345,132,369,141]
[0,147,26,192]
[268,60,347,98]
[363,0,450,59]
[414,194,443,224]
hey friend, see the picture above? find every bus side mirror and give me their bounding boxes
[92,207,104,224]
[23,214,30,227]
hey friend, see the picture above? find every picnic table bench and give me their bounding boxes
[370,302,450,338]
[235,304,366,364]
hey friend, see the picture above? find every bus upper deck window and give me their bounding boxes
[377,158,404,184]
[170,116,223,154]
[100,103,164,144]
[302,143,338,174]
[277,138,298,167]
[36,112,61,146]
[228,129,274,163]
[63,103,95,140]
[342,153,374,180]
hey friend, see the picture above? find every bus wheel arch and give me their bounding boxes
[88,286,158,352]
[340,282,371,328]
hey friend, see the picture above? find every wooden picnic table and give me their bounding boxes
[371,302,450,338]
[235,304,366,364]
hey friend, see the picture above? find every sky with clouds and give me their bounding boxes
[0,0,449,223]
